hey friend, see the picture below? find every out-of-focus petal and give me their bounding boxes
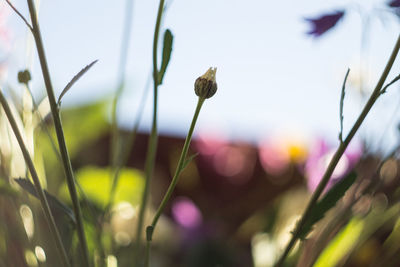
[388,0,400,8]
[305,10,345,37]
[304,138,362,192]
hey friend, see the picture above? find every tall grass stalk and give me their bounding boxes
[25,0,90,265]
[134,0,166,263]
[276,33,400,267]
[0,90,71,267]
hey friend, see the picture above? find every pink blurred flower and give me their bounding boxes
[172,197,202,229]
[304,138,362,192]
[194,132,256,185]
[258,138,308,176]
[194,132,227,156]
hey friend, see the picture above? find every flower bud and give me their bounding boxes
[194,67,217,99]
[18,70,31,84]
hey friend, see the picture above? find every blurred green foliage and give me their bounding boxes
[59,166,144,208]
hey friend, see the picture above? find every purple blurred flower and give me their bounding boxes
[305,10,345,37]
[388,0,400,7]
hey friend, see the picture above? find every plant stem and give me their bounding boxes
[0,90,71,267]
[275,33,400,267]
[144,97,205,267]
[107,73,151,213]
[110,0,134,169]
[26,0,90,266]
[134,0,165,263]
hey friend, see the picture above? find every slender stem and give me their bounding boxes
[276,34,400,267]
[26,1,90,266]
[151,97,204,233]
[134,0,165,263]
[144,97,205,267]
[5,0,33,32]
[107,72,151,212]
[0,90,70,267]
[110,0,135,168]
[107,0,137,210]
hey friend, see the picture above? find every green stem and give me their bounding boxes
[107,0,137,211]
[26,1,90,266]
[144,97,205,267]
[275,33,400,267]
[0,90,71,267]
[134,0,165,263]
[107,73,150,213]
[110,0,135,168]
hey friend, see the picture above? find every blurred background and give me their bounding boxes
[2,0,400,149]
[1,0,400,266]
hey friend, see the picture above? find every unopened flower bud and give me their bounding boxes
[18,70,31,84]
[194,67,217,99]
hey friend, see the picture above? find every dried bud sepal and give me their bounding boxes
[194,67,217,99]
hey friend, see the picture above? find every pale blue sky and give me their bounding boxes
[5,0,400,151]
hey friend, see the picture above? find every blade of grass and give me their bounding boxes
[14,178,76,224]
[57,60,98,107]
[25,0,89,265]
[299,172,357,240]
[0,89,71,267]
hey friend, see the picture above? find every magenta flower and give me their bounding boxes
[388,0,400,7]
[305,10,345,37]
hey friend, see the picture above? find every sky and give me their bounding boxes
[3,0,400,151]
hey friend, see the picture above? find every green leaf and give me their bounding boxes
[299,172,357,239]
[14,178,76,224]
[57,60,98,106]
[158,29,173,85]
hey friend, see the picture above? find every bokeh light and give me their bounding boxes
[172,196,202,229]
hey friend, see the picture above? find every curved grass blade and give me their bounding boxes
[57,60,98,106]
[299,172,357,240]
[14,178,76,224]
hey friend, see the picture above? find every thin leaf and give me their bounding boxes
[57,60,98,106]
[380,72,400,95]
[14,178,76,224]
[299,172,357,239]
[339,68,350,143]
[181,153,199,171]
[158,29,173,85]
